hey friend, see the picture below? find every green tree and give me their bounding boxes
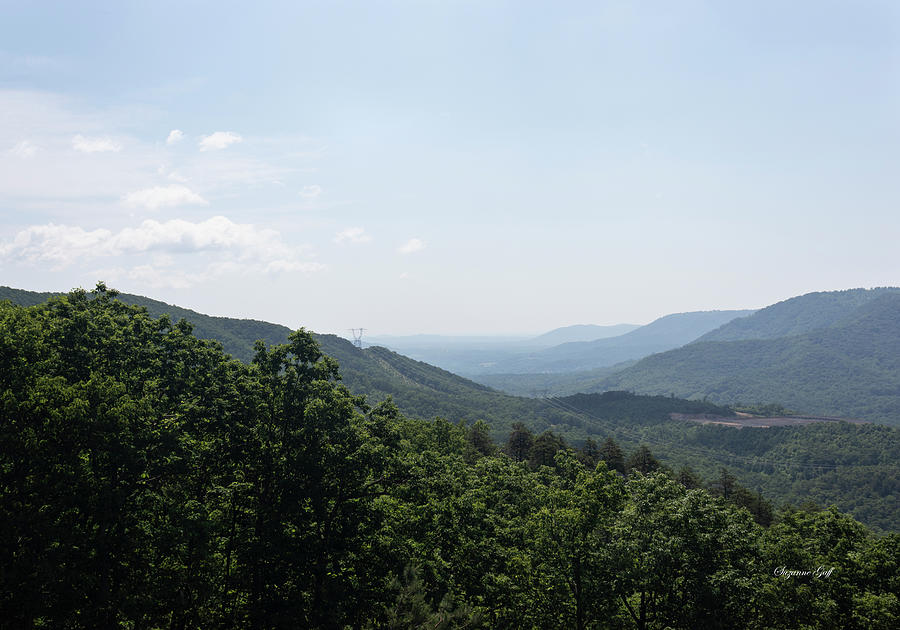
[506,422,534,462]
[578,437,601,468]
[626,445,660,475]
[676,465,703,489]
[527,451,625,629]
[612,473,763,629]
[599,437,626,474]
[467,419,496,458]
[528,431,567,469]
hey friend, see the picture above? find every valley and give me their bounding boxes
[3,284,898,532]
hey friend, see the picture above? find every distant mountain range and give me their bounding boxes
[476,288,900,426]
[364,323,641,375]
[472,309,756,374]
[528,323,641,346]
[367,312,754,376]
[5,284,900,529]
[595,288,900,425]
[6,285,900,427]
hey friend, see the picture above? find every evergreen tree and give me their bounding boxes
[626,444,660,474]
[676,465,703,489]
[528,431,567,469]
[578,437,600,468]
[598,437,626,473]
[506,422,534,462]
[467,419,495,457]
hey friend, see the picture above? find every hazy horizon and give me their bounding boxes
[2,1,897,335]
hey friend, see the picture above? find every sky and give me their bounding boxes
[1,0,898,335]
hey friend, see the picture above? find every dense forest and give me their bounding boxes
[4,285,898,530]
[0,286,590,437]
[484,289,900,426]
[596,292,900,425]
[548,393,900,532]
[696,288,900,343]
[1,287,898,628]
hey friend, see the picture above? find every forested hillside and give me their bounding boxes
[304,337,593,437]
[0,286,591,439]
[596,292,900,425]
[2,288,897,628]
[697,287,900,342]
[5,284,899,531]
[0,285,294,363]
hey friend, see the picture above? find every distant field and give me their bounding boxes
[670,412,870,429]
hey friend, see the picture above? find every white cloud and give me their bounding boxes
[199,131,242,151]
[334,226,371,244]
[398,238,425,254]
[9,140,38,158]
[123,185,208,210]
[0,216,319,279]
[72,134,121,153]
[0,92,321,223]
[166,129,184,145]
[299,184,322,199]
[0,224,111,268]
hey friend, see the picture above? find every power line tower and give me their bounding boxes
[349,328,366,349]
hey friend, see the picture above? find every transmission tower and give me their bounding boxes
[349,328,366,349]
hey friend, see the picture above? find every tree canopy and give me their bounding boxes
[1,288,897,628]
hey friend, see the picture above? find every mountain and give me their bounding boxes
[478,309,756,374]
[0,286,589,438]
[697,287,900,342]
[4,285,899,531]
[360,325,640,376]
[360,334,539,376]
[0,285,292,363]
[593,290,900,425]
[529,323,641,346]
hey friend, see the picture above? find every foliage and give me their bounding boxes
[597,292,900,425]
[1,287,899,628]
[0,286,594,440]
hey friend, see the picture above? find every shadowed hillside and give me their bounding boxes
[595,291,900,425]
[0,286,589,438]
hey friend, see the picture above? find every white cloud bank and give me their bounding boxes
[166,129,184,145]
[398,238,425,254]
[199,131,242,151]
[123,184,207,210]
[72,134,122,153]
[333,226,371,244]
[0,216,324,280]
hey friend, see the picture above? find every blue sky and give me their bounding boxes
[1,0,898,334]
